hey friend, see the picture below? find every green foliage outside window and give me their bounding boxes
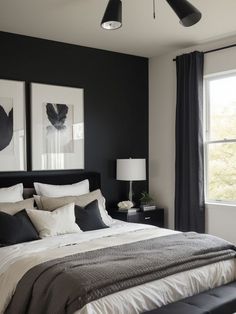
[207,76,236,202]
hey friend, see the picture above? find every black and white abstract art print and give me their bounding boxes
[0,97,13,152]
[31,83,84,170]
[43,102,74,154]
[0,80,26,171]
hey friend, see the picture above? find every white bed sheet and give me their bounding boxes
[0,220,235,314]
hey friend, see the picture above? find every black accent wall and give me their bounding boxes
[0,32,148,207]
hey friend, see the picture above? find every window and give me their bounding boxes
[205,72,236,203]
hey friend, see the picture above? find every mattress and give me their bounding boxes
[0,220,235,314]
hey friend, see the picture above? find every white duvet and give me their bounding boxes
[0,220,236,314]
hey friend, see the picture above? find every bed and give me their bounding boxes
[0,170,236,314]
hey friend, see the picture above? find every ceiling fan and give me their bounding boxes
[101,0,202,30]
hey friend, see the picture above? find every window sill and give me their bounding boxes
[205,201,236,208]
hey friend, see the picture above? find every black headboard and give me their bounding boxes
[0,170,101,191]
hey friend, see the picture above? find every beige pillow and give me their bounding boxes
[27,203,81,238]
[0,198,35,215]
[34,189,113,225]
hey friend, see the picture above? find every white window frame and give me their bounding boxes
[204,70,236,205]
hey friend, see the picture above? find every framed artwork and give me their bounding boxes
[0,79,26,171]
[31,83,84,170]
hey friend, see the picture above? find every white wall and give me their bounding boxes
[149,35,236,244]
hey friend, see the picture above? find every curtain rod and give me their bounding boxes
[173,43,236,62]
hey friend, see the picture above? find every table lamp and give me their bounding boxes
[116,158,146,203]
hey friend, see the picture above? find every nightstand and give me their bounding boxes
[111,208,164,228]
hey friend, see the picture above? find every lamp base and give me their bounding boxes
[128,181,133,203]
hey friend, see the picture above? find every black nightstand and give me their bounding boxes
[111,208,164,228]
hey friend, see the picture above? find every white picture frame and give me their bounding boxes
[0,79,26,171]
[31,83,84,170]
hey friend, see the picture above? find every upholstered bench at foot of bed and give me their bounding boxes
[143,281,236,314]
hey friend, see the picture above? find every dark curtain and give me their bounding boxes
[175,51,205,233]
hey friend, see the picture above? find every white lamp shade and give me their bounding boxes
[116,158,146,181]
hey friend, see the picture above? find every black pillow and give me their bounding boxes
[0,209,39,246]
[74,200,109,231]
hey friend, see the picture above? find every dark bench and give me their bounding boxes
[143,281,236,314]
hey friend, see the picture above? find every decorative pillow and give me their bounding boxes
[0,183,23,203]
[0,210,39,246]
[75,200,109,231]
[34,189,113,225]
[0,198,35,215]
[26,203,81,238]
[33,180,89,197]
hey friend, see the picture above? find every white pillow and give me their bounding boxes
[98,196,113,226]
[0,183,23,202]
[33,180,89,197]
[26,203,81,238]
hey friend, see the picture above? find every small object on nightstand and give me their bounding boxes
[139,192,157,211]
[117,200,134,210]
[118,207,139,213]
[140,204,156,211]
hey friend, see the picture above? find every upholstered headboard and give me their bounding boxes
[0,170,101,198]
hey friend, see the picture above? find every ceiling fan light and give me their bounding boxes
[180,11,202,27]
[166,0,202,27]
[101,0,122,30]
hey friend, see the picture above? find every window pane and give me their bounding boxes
[207,142,236,201]
[209,76,236,141]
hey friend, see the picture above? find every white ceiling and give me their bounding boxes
[0,0,236,58]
